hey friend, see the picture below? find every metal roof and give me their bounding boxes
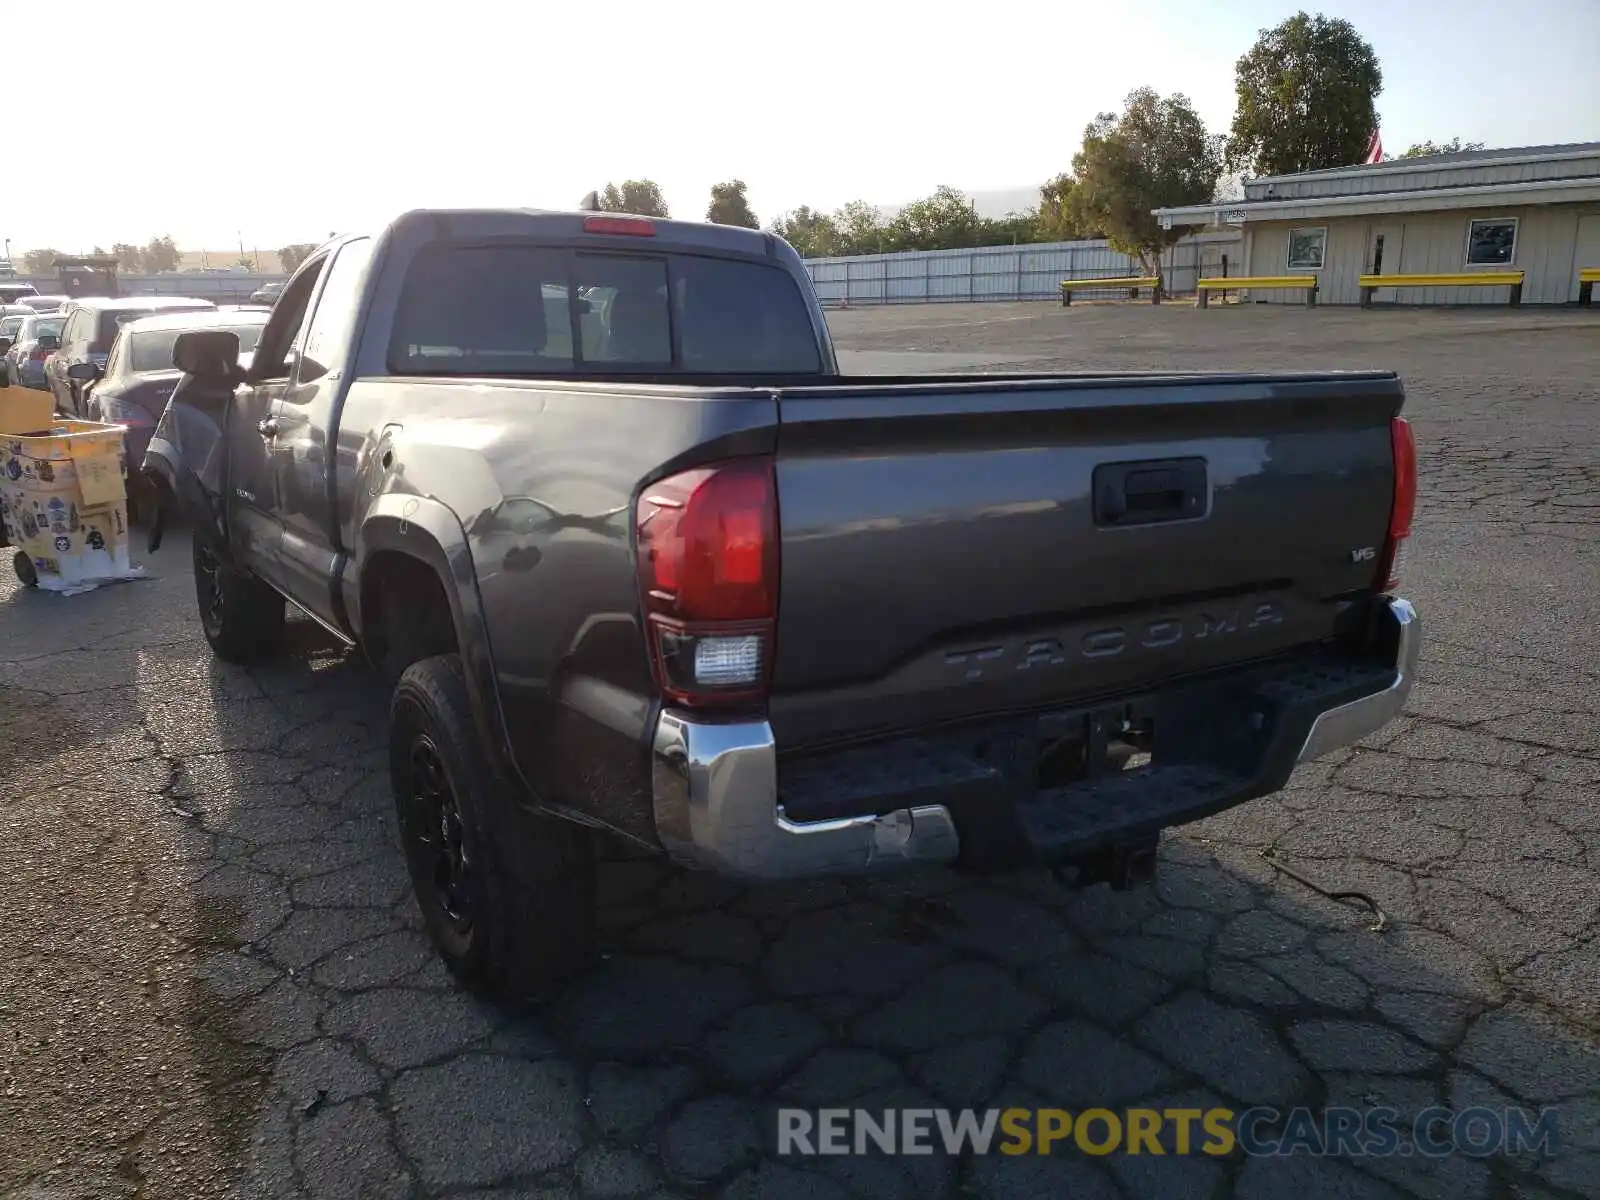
[1154,174,1600,227]
[1246,142,1600,185]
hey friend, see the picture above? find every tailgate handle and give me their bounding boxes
[1093,457,1208,527]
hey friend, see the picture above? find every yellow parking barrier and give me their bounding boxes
[1577,267,1599,306]
[1060,277,1162,306]
[1359,271,1525,307]
[1195,275,1318,308]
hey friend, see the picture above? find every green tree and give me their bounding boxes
[111,243,143,272]
[89,245,108,258]
[884,185,982,252]
[22,248,60,273]
[142,234,181,273]
[234,256,256,271]
[976,211,1048,247]
[1037,174,1101,241]
[706,179,759,228]
[599,179,670,217]
[1399,137,1484,159]
[770,206,841,258]
[278,243,317,272]
[830,200,886,256]
[1227,11,1383,176]
[1069,87,1223,280]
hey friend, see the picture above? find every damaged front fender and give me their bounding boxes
[140,371,233,554]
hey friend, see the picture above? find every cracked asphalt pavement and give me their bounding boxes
[3,304,1598,1199]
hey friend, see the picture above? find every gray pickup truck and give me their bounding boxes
[142,207,1421,999]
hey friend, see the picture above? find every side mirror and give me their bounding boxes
[67,361,99,382]
[36,333,59,352]
[0,337,12,355]
[173,329,241,378]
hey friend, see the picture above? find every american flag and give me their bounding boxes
[1364,129,1383,164]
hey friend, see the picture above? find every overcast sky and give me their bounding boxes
[7,0,1597,255]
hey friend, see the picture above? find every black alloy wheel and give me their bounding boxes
[401,732,473,951]
[194,539,226,638]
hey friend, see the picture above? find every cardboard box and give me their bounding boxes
[3,496,134,589]
[1,420,138,591]
[1,420,127,506]
[0,389,54,435]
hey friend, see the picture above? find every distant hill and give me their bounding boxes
[878,185,1043,222]
[174,249,285,273]
[965,186,1044,218]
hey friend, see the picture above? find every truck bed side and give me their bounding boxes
[333,377,781,844]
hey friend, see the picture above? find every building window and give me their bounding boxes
[1286,227,1327,270]
[1465,218,1517,266]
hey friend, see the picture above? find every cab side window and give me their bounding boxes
[249,258,328,381]
[298,238,373,381]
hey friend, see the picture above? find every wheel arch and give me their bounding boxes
[355,494,522,795]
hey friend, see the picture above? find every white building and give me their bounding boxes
[1153,142,1600,305]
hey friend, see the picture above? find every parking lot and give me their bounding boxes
[3,301,1597,1199]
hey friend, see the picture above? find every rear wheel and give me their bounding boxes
[13,551,37,587]
[191,533,285,662]
[390,653,597,1000]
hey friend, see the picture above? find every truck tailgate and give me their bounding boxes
[767,372,1403,748]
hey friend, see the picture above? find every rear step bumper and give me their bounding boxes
[650,596,1420,880]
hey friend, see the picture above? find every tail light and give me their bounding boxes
[635,457,778,707]
[1376,416,1416,592]
[98,397,154,428]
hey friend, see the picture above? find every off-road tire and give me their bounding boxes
[191,532,285,663]
[390,653,597,1001]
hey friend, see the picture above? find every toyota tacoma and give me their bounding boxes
[142,207,1421,999]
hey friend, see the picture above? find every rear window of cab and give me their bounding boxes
[388,244,823,376]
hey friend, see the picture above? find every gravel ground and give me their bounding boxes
[2,301,1597,1200]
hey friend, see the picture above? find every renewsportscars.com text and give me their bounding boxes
[777,1106,1561,1158]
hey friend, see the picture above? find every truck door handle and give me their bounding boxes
[258,416,281,437]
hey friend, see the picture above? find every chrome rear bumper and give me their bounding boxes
[1296,597,1420,763]
[650,713,959,880]
[650,596,1419,880]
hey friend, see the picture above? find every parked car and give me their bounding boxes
[0,281,38,304]
[142,209,1421,1000]
[45,295,216,417]
[18,293,71,313]
[0,313,26,381]
[0,311,65,389]
[248,280,284,306]
[76,308,270,517]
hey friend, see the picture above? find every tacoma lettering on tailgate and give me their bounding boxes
[943,600,1287,681]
